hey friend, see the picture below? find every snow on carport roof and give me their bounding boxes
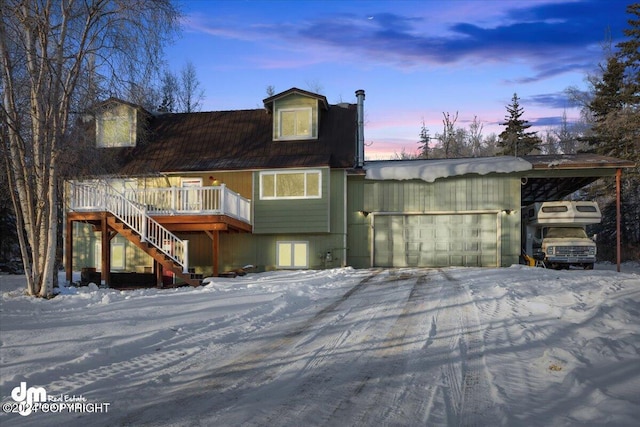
[364,156,532,182]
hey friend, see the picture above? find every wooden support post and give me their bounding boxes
[213,231,219,277]
[616,168,622,273]
[65,217,73,283]
[155,260,163,288]
[101,213,111,287]
[206,230,220,277]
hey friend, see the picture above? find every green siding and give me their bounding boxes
[71,223,152,273]
[357,174,521,267]
[219,233,346,272]
[219,169,348,271]
[253,168,331,234]
[364,175,520,213]
[346,175,370,268]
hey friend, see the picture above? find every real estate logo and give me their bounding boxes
[3,382,110,417]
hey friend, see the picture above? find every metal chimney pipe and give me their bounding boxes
[355,89,365,168]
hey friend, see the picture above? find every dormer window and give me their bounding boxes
[279,107,312,139]
[95,101,138,148]
[264,88,328,142]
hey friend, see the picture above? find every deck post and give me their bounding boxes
[101,213,110,287]
[155,260,163,288]
[65,216,73,284]
[220,184,227,213]
[213,231,219,277]
[172,186,177,213]
[616,168,621,273]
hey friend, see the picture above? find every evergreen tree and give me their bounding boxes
[497,93,541,156]
[583,4,639,162]
[581,3,640,261]
[584,55,628,155]
[417,119,430,159]
[617,4,640,103]
[158,70,179,112]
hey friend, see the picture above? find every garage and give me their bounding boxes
[373,212,499,268]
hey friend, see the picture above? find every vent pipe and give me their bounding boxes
[355,89,365,168]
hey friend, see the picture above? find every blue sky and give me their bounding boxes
[166,0,631,158]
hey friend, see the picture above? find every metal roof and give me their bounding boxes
[520,154,636,204]
[114,104,357,175]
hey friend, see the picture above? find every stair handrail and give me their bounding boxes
[71,180,189,273]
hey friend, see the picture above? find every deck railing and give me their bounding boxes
[69,181,189,273]
[70,182,251,224]
[119,184,251,223]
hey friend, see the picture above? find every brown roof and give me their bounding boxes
[263,87,329,110]
[117,104,357,175]
[520,154,636,204]
[521,154,636,170]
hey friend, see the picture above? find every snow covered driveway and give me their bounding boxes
[1,265,639,426]
[144,269,501,426]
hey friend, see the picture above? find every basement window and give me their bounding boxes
[276,241,309,269]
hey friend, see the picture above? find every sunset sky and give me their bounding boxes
[166,0,631,158]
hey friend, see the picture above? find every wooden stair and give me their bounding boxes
[106,215,201,287]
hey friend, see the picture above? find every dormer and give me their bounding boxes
[263,88,329,141]
[93,98,149,148]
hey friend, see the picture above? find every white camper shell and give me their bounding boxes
[525,201,601,226]
[523,201,601,269]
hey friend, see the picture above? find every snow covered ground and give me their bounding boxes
[1,263,639,426]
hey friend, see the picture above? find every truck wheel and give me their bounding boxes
[583,263,594,270]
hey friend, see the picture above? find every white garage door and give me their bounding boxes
[373,213,499,267]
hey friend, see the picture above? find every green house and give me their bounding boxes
[64,88,634,287]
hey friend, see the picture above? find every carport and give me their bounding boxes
[520,154,636,271]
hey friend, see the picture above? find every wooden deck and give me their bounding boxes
[65,211,252,287]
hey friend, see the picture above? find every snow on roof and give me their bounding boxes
[364,156,533,182]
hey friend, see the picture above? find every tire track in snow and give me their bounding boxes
[435,268,505,426]
[120,270,385,425]
[335,271,441,425]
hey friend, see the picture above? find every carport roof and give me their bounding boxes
[360,154,635,206]
[520,154,636,204]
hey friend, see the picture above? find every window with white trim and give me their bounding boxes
[260,170,321,200]
[111,242,126,270]
[278,107,312,140]
[277,241,309,269]
[96,115,135,147]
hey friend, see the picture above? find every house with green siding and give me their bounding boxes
[64,88,633,287]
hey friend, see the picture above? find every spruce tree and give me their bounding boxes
[497,93,541,156]
[617,4,640,103]
[418,120,430,158]
[585,55,630,157]
[582,3,640,260]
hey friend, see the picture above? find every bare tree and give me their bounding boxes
[468,116,484,157]
[178,60,204,113]
[266,85,276,97]
[0,0,179,297]
[437,112,459,158]
[305,79,324,94]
